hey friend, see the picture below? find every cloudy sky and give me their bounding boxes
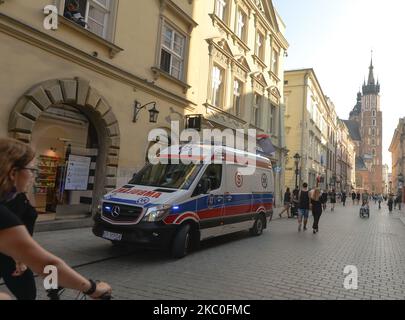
[273,0,405,169]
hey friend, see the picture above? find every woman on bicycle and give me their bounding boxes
[0,138,112,300]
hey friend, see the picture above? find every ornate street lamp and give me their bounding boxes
[133,101,160,123]
[293,153,301,189]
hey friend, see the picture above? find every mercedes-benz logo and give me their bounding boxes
[111,206,121,218]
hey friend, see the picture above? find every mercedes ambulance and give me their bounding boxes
[93,145,274,258]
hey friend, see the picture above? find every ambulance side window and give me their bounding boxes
[193,164,222,196]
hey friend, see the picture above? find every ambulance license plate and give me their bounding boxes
[102,231,122,241]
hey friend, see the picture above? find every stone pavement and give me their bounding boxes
[2,202,405,300]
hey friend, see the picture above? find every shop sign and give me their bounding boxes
[65,155,91,191]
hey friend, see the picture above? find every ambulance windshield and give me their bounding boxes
[129,162,203,190]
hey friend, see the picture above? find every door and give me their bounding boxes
[194,164,224,240]
[223,165,253,234]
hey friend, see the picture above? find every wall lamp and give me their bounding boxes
[133,101,159,123]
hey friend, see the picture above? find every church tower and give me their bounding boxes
[361,58,383,193]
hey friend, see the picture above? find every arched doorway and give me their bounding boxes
[8,78,120,219]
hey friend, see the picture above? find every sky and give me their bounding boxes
[273,0,405,169]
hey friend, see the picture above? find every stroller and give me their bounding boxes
[360,201,370,218]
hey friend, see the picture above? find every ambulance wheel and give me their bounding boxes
[172,224,191,259]
[250,214,265,236]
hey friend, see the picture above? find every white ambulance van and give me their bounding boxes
[93,145,274,258]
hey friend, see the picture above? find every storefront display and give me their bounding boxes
[34,155,61,213]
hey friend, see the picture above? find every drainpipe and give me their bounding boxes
[300,72,310,186]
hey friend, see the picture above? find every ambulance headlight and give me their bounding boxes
[142,205,171,222]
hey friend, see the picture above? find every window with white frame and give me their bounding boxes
[272,48,279,74]
[63,0,113,39]
[255,31,265,61]
[215,0,227,22]
[236,9,247,41]
[269,105,276,134]
[372,119,376,126]
[212,65,225,107]
[160,23,186,80]
[253,93,262,127]
[233,79,243,116]
[372,109,376,117]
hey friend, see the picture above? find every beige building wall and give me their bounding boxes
[389,118,405,199]
[284,69,330,190]
[0,0,289,212]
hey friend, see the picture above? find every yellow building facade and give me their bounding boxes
[284,69,356,192]
[389,118,405,200]
[0,0,288,218]
[284,69,329,190]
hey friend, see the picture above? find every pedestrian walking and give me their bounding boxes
[321,190,328,211]
[356,192,361,205]
[0,138,112,300]
[297,183,310,232]
[291,187,299,218]
[341,191,347,207]
[351,191,356,205]
[279,188,292,218]
[310,188,323,234]
[362,190,370,206]
[330,189,337,211]
[388,194,394,213]
[0,193,38,300]
[396,194,402,210]
[377,194,383,210]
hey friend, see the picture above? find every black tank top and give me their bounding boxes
[299,191,310,209]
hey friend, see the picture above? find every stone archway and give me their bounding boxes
[8,78,120,215]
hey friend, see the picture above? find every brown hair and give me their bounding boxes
[311,188,321,202]
[0,138,35,198]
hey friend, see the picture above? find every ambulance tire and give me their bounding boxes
[172,224,192,259]
[250,214,266,236]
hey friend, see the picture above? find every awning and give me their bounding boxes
[256,134,276,157]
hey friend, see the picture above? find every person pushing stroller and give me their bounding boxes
[360,190,370,218]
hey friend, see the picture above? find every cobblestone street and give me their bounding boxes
[3,202,405,300]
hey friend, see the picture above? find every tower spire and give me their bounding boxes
[368,51,375,85]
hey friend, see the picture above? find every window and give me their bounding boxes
[371,128,376,136]
[372,139,376,146]
[160,23,186,80]
[233,79,243,116]
[372,119,376,126]
[215,0,227,22]
[194,164,222,195]
[212,65,225,107]
[372,110,376,117]
[270,105,276,134]
[272,49,279,74]
[253,94,262,127]
[255,32,265,61]
[372,149,376,157]
[63,0,113,39]
[236,9,247,41]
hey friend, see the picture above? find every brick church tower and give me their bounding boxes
[361,58,383,193]
[346,58,383,193]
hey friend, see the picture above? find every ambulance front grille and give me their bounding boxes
[102,203,144,224]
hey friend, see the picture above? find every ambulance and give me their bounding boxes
[93,145,274,258]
